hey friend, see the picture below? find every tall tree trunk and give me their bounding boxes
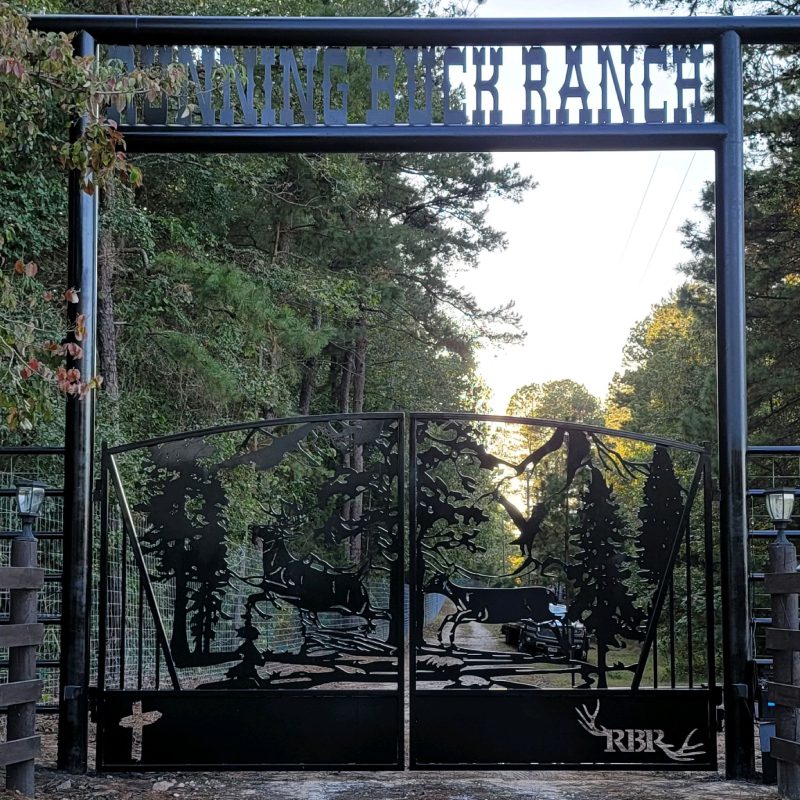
[298,308,322,415]
[351,319,367,418]
[349,319,367,563]
[337,343,356,541]
[337,347,355,414]
[98,187,121,432]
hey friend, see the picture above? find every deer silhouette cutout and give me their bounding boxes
[248,525,390,632]
[425,571,557,648]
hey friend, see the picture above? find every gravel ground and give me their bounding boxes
[12,764,777,800]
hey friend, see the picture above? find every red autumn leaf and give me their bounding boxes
[19,367,32,380]
[64,287,79,303]
[13,259,24,274]
[27,358,40,372]
[65,343,83,360]
[43,290,54,302]
[24,261,38,278]
[75,314,86,342]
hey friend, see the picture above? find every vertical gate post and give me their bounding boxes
[715,30,754,780]
[58,29,99,774]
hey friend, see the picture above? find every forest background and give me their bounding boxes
[1,0,799,460]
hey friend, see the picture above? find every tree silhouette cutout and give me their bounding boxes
[138,438,231,666]
[567,467,645,688]
[637,445,685,589]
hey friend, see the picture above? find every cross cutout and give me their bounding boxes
[119,700,162,762]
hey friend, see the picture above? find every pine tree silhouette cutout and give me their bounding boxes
[567,467,645,688]
[637,445,685,589]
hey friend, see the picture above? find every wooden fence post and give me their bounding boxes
[765,536,800,799]
[0,534,44,797]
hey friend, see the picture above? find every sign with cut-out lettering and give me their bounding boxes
[106,44,710,128]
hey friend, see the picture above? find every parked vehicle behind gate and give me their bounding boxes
[502,603,588,661]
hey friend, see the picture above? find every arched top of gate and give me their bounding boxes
[411,412,706,454]
[103,411,404,455]
[104,411,705,456]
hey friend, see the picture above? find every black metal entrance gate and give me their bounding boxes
[96,413,716,770]
[98,415,405,769]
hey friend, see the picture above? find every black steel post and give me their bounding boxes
[58,30,99,774]
[715,30,754,780]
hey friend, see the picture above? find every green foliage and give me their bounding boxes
[2,0,531,446]
[0,2,188,436]
[608,298,716,446]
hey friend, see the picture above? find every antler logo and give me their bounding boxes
[576,700,706,763]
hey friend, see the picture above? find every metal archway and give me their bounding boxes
[29,11,800,776]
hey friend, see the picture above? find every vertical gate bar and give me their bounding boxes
[669,577,676,688]
[686,517,695,688]
[137,580,144,690]
[653,637,658,688]
[407,414,418,769]
[715,29,754,780]
[703,454,719,726]
[107,455,181,690]
[396,413,406,770]
[58,28,98,774]
[119,503,127,690]
[632,459,703,689]
[96,449,109,770]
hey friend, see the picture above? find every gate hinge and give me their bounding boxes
[63,685,83,700]
[731,683,749,699]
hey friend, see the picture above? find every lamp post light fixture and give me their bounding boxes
[14,480,46,541]
[764,489,796,545]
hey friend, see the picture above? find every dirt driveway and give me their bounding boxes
[19,765,776,800]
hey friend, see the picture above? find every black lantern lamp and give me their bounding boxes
[14,480,46,541]
[764,489,796,545]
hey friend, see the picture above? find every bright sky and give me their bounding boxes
[462,0,716,413]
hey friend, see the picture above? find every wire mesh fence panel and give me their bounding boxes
[747,451,800,664]
[0,452,64,709]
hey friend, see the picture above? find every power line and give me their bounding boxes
[616,153,661,272]
[639,152,697,287]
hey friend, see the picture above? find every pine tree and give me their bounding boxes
[567,467,645,688]
[637,445,685,589]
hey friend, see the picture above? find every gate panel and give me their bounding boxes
[409,413,716,769]
[97,414,405,770]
